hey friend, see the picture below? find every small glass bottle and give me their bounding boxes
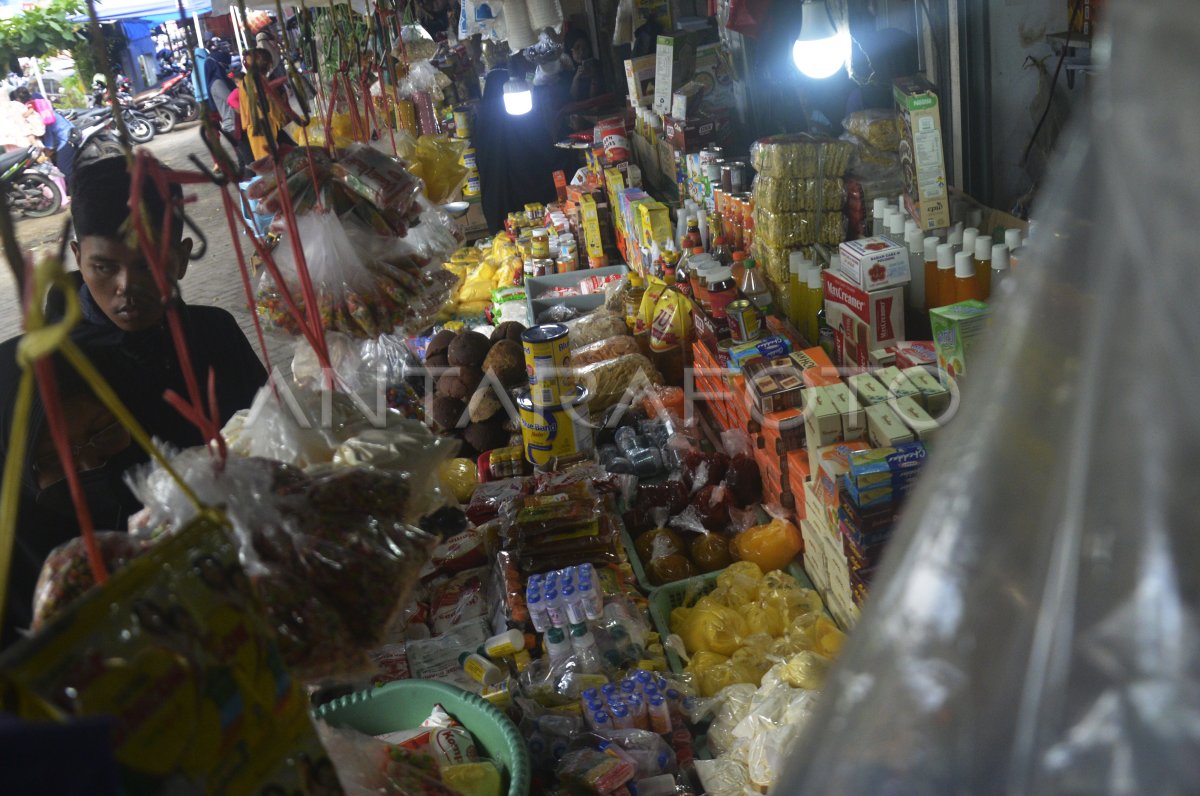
[954,252,984,303]
[740,257,773,315]
[973,235,993,299]
[709,236,732,266]
[871,197,888,237]
[706,266,737,319]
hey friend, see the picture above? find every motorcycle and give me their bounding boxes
[139,94,179,134]
[62,105,145,151]
[1,145,62,218]
[90,83,155,144]
[133,72,199,125]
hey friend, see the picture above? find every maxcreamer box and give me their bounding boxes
[838,237,910,290]
[894,74,950,231]
[823,270,906,369]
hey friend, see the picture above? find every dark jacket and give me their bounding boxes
[0,286,267,648]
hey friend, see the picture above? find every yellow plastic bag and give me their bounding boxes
[649,288,693,352]
[636,277,669,335]
[732,519,803,573]
[408,135,469,205]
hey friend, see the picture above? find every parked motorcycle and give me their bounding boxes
[133,72,199,126]
[62,105,146,151]
[139,94,179,134]
[1,146,61,218]
[90,82,155,144]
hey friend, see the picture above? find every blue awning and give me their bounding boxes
[70,0,212,24]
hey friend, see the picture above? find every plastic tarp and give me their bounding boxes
[775,1,1200,794]
[208,0,369,13]
[70,0,211,23]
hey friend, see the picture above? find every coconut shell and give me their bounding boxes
[426,329,457,360]
[482,339,526,388]
[431,396,467,431]
[463,417,510,453]
[425,352,450,371]
[468,387,504,423]
[448,330,490,368]
[437,366,484,401]
[490,321,527,344]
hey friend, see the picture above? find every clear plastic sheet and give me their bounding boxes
[776,6,1200,793]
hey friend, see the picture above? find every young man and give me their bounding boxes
[0,156,267,647]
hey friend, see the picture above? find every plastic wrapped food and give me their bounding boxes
[732,518,803,572]
[753,208,847,247]
[571,334,640,368]
[333,143,423,211]
[575,353,662,414]
[750,134,853,179]
[128,450,439,681]
[752,176,847,212]
[407,135,469,205]
[565,309,630,349]
[841,109,900,152]
[31,533,148,631]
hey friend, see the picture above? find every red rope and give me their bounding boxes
[32,360,107,585]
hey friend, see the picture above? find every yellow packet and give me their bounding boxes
[636,277,669,335]
[650,288,694,352]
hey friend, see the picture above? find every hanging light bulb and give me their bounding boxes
[792,0,850,80]
[503,76,533,115]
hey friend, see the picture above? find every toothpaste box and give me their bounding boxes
[823,270,906,369]
[838,236,911,290]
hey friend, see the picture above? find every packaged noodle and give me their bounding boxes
[842,108,901,151]
[752,209,846,247]
[575,353,662,413]
[750,134,853,179]
[572,334,640,367]
[752,176,847,212]
[565,309,629,349]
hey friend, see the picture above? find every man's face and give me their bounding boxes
[72,234,190,332]
[572,40,589,65]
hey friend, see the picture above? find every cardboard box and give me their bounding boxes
[824,382,866,441]
[930,300,992,381]
[847,373,891,407]
[823,270,906,369]
[901,365,952,416]
[671,81,704,119]
[865,402,916,448]
[636,201,672,250]
[838,237,910,289]
[893,395,939,443]
[743,356,806,416]
[803,386,842,448]
[887,340,938,369]
[662,112,730,152]
[577,195,605,259]
[894,75,950,231]
[624,55,657,107]
[690,42,736,111]
[873,366,921,401]
[653,35,681,115]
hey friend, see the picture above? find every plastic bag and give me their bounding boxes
[408,135,469,205]
[841,109,900,151]
[315,721,461,795]
[129,449,439,681]
[732,518,802,572]
[575,354,662,414]
[571,334,640,368]
[776,7,1200,792]
[31,533,148,631]
[565,309,629,349]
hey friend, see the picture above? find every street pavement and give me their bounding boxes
[0,123,295,369]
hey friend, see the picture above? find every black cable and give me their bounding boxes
[1022,0,1083,166]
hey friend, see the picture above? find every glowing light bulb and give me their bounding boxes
[503,77,533,115]
[792,0,850,80]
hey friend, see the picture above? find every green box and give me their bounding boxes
[930,300,992,381]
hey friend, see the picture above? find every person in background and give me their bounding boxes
[255,27,286,79]
[561,29,602,103]
[0,156,267,647]
[0,92,44,151]
[234,48,296,162]
[10,86,78,188]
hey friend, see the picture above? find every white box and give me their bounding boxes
[823,270,906,369]
[838,236,910,290]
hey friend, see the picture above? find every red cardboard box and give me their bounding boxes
[823,270,906,369]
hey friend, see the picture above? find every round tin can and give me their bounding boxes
[704,160,723,184]
[461,147,477,170]
[517,385,593,467]
[727,299,761,343]
[720,164,734,194]
[728,160,748,193]
[521,323,574,406]
[716,338,735,369]
[464,173,481,196]
[453,107,471,138]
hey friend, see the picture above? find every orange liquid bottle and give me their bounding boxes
[954,252,984,303]
[923,236,940,310]
[932,243,955,310]
[974,235,993,300]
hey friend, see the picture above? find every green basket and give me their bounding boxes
[647,560,825,674]
[314,680,531,796]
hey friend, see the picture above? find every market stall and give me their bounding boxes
[6,0,1193,794]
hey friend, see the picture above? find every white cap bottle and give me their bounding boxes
[991,243,1009,292]
[905,229,925,311]
[887,209,905,238]
[961,227,979,260]
[872,197,888,236]
[923,236,941,261]
[1004,228,1023,251]
[948,223,964,252]
[974,235,993,262]
[955,251,975,279]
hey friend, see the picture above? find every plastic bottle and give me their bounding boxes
[961,227,979,264]
[591,711,612,733]
[625,272,645,333]
[459,651,504,686]
[706,266,737,319]
[529,235,554,279]
[647,693,672,734]
[730,250,748,286]
[740,257,773,314]
[526,581,549,632]
[634,669,654,690]
[905,229,925,311]
[690,255,716,310]
[788,252,810,329]
[923,236,941,310]
[543,586,566,628]
[935,243,956,310]
[601,683,620,705]
[676,246,703,299]
[627,693,649,730]
[683,216,702,251]
[991,243,1009,294]
[545,625,572,660]
[561,585,586,625]
[709,236,732,266]
[484,628,526,658]
[805,267,824,344]
[610,704,634,730]
[973,235,993,299]
[948,223,964,254]
[871,197,888,236]
[954,252,983,302]
[576,577,604,620]
[884,209,902,241]
[1004,228,1023,253]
